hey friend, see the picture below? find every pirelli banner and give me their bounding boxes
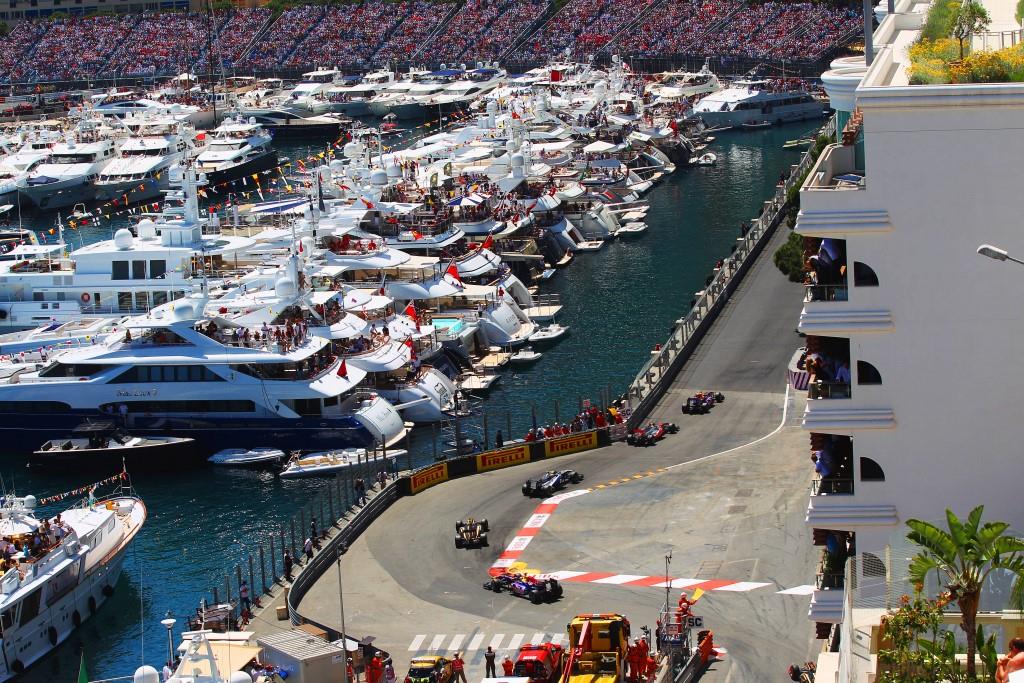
[409,462,449,494]
[542,431,600,458]
[476,445,531,472]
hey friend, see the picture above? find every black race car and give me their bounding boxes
[522,470,584,497]
[455,518,489,548]
[483,572,564,604]
[626,422,680,446]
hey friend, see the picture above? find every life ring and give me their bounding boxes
[102,584,114,597]
[88,596,97,614]
[80,293,90,303]
[72,610,81,627]
[48,627,57,645]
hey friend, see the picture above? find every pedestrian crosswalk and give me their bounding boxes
[408,632,567,658]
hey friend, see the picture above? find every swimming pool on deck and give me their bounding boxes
[432,317,466,334]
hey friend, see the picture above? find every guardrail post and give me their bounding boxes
[269,536,276,584]
[553,399,559,423]
[482,413,489,450]
[213,586,220,604]
[248,554,255,604]
[328,485,335,525]
[259,543,267,594]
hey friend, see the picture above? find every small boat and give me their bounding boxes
[280,448,402,478]
[690,153,717,166]
[616,222,647,236]
[528,323,569,344]
[573,240,605,252]
[742,121,772,130]
[783,138,815,149]
[703,125,732,134]
[510,347,543,364]
[208,447,287,467]
[33,421,194,464]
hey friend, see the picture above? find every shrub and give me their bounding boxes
[920,0,958,41]
[774,231,805,282]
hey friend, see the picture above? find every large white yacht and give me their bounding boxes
[20,120,118,211]
[287,67,343,114]
[0,290,407,454]
[390,69,466,120]
[94,116,198,203]
[0,132,56,204]
[691,79,826,128]
[0,488,146,681]
[195,117,277,186]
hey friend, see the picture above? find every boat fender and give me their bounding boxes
[80,293,90,303]
[48,627,57,645]
[88,596,97,614]
[102,584,114,597]
[72,610,81,627]
[11,660,22,674]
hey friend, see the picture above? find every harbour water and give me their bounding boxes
[11,122,807,681]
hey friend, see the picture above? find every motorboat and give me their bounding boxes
[208,447,287,467]
[690,152,717,166]
[615,222,647,236]
[0,486,146,680]
[194,116,277,186]
[0,132,56,203]
[94,116,197,203]
[20,120,118,210]
[280,447,402,478]
[646,60,722,102]
[692,79,825,128]
[510,347,542,364]
[32,421,194,465]
[528,323,568,344]
[286,68,343,114]
[238,108,349,138]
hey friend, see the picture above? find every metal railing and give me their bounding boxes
[804,284,849,303]
[624,116,834,422]
[974,27,1024,50]
[808,381,851,400]
[811,476,854,495]
[816,571,845,590]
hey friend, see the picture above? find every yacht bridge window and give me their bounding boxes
[111,365,224,383]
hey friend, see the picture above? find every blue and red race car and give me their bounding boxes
[483,573,564,604]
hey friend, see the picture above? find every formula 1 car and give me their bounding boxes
[522,469,584,497]
[626,421,680,446]
[454,518,489,548]
[682,391,725,414]
[483,572,564,604]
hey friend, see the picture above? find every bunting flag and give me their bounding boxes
[38,468,127,506]
[445,258,463,287]
[377,272,387,296]
[481,232,495,251]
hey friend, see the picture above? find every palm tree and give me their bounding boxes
[907,506,1024,680]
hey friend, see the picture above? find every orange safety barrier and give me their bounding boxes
[697,631,715,665]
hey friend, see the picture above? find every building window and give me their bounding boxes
[859,457,885,481]
[111,261,129,280]
[132,260,146,280]
[853,262,879,287]
[856,361,882,385]
[150,259,166,279]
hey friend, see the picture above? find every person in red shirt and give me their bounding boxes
[501,656,514,676]
[452,653,467,683]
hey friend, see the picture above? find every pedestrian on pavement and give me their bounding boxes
[304,537,314,561]
[239,580,251,613]
[368,653,384,683]
[355,478,367,505]
[501,655,514,676]
[495,430,503,448]
[385,660,396,683]
[310,517,318,542]
[283,550,294,580]
[347,658,359,683]
[484,646,496,677]
[452,653,467,683]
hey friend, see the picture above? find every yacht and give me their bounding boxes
[20,121,118,211]
[0,132,56,204]
[0,291,407,454]
[367,71,428,117]
[195,117,277,186]
[427,67,506,113]
[94,116,197,203]
[691,79,826,128]
[328,70,394,116]
[239,108,347,139]
[0,487,146,681]
[390,70,465,120]
[287,68,343,114]
[645,60,722,102]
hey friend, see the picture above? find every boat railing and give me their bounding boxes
[624,114,836,424]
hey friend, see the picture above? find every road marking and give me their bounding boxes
[592,574,650,585]
[489,634,505,650]
[651,579,705,589]
[524,513,550,528]
[596,484,607,489]
[713,581,773,592]
[541,570,590,580]
[549,634,565,646]
[448,634,465,652]
[409,635,426,651]
[506,634,524,651]
[467,634,485,651]
[429,635,445,651]
[777,585,816,595]
[632,474,644,479]
[529,633,545,647]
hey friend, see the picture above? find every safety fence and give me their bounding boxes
[624,115,835,429]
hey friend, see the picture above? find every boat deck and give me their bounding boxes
[523,305,563,321]
[460,373,501,392]
[477,351,511,369]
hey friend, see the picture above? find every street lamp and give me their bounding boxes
[977,243,1024,265]
[664,550,672,613]
[160,616,176,669]
[337,544,350,683]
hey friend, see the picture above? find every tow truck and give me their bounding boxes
[561,614,631,683]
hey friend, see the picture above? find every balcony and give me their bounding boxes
[798,308,894,335]
[804,284,848,303]
[811,476,854,495]
[809,548,847,623]
[796,144,893,237]
[809,380,851,400]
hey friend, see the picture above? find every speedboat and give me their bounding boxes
[0,486,146,680]
[194,116,277,186]
[690,152,717,166]
[615,222,647,236]
[528,323,568,344]
[510,347,542,364]
[208,447,287,467]
[280,447,402,478]
[32,421,194,465]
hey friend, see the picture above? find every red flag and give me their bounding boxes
[446,259,462,286]
[378,272,387,295]
[403,302,418,325]
[298,241,304,253]
[481,232,494,251]
[337,358,348,377]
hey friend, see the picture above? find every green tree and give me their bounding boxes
[773,231,805,282]
[950,0,991,59]
[906,506,1024,680]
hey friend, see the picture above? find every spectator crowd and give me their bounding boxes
[0,0,860,84]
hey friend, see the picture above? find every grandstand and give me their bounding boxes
[0,0,861,85]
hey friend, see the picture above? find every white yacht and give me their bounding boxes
[427,67,506,113]
[691,79,826,128]
[0,291,407,454]
[0,488,146,681]
[287,68,343,114]
[0,132,56,204]
[94,116,197,203]
[195,117,277,186]
[645,60,722,102]
[20,121,118,211]
[367,71,429,117]
[328,69,394,116]
[390,70,465,120]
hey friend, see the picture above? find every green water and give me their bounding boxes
[11,122,809,682]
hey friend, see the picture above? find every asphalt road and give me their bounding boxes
[294,226,816,681]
